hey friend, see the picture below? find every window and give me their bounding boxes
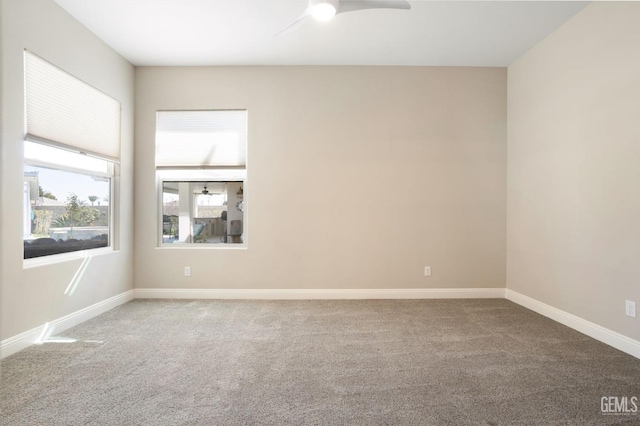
[161,181,243,244]
[156,110,247,245]
[23,146,113,259]
[23,51,120,260]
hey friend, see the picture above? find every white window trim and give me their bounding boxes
[23,158,114,180]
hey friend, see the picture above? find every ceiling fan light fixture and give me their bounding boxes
[311,3,337,21]
[275,0,410,37]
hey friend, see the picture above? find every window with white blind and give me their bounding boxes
[156,110,247,246]
[23,51,120,260]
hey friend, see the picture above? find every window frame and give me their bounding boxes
[23,141,117,266]
[156,172,247,249]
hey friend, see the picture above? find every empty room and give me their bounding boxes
[1,0,639,424]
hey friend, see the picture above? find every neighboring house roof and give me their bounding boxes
[36,197,67,206]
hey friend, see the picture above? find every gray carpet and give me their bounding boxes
[1,299,639,425]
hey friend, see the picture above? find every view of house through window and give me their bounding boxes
[23,162,111,259]
[162,181,244,244]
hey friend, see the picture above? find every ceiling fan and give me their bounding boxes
[275,0,411,37]
[201,185,210,195]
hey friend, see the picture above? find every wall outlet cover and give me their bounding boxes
[625,300,636,318]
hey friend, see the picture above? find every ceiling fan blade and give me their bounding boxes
[274,9,312,37]
[337,0,411,14]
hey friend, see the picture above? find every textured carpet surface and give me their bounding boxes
[1,299,639,425]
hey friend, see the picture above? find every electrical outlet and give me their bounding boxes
[424,266,431,277]
[184,266,191,277]
[625,300,636,318]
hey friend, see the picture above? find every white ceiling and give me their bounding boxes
[52,0,588,67]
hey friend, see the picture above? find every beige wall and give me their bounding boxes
[0,0,135,341]
[135,66,507,290]
[507,2,640,341]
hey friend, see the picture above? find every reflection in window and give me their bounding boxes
[162,181,244,245]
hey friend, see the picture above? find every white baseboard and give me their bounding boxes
[506,289,640,359]
[133,287,506,300]
[0,290,134,360]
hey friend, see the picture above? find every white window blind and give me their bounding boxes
[24,51,121,160]
[156,110,247,168]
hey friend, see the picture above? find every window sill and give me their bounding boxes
[156,244,247,250]
[23,246,115,269]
